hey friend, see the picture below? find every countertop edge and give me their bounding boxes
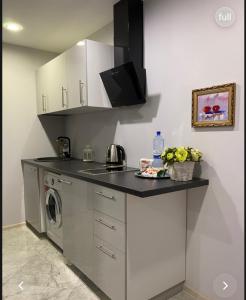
[21,159,209,198]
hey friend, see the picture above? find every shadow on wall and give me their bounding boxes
[38,115,66,154]
[64,109,118,161]
[21,115,65,158]
[117,93,161,124]
[187,161,242,243]
[186,161,243,298]
[64,93,161,160]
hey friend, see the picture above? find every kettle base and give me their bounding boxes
[82,159,95,162]
[106,164,125,171]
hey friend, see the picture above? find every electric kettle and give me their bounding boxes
[106,144,126,166]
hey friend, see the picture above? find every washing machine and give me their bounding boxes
[44,172,63,250]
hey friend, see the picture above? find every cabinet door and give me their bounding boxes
[86,40,113,108]
[66,42,87,108]
[92,236,125,300]
[61,176,93,278]
[36,64,49,114]
[47,53,67,112]
[23,164,41,232]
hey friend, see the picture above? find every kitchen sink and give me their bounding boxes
[34,157,74,162]
[78,166,137,175]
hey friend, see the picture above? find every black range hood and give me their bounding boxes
[100,0,146,107]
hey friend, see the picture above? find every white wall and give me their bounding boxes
[3,44,65,226]
[66,0,244,299]
[88,22,113,45]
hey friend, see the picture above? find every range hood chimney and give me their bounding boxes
[100,0,146,107]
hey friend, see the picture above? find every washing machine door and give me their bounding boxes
[46,188,62,228]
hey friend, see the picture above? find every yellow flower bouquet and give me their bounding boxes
[161,147,202,181]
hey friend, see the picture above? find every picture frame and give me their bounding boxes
[192,83,236,127]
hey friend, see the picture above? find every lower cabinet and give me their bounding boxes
[94,211,125,252]
[62,179,126,299]
[92,236,125,300]
[61,179,186,300]
[23,163,41,232]
[92,184,126,300]
[61,176,94,278]
[93,185,126,222]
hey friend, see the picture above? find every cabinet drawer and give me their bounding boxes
[93,185,125,222]
[94,211,125,253]
[93,236,125,300]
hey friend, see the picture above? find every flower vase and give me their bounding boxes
[168,161,195,181]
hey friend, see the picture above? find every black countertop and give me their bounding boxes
[22,159,209,198]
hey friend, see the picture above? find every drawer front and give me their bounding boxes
[93,236,125,300]
[93,185,125,222]
[94,211,125,253]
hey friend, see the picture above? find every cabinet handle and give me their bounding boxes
[96,245,116,259]
[42,95,46,112]
[95,191,115,201]
[62,86,68,108]
[79,80,85,105]
[58,179,72,185]
[62,87,64,107]
[65,88,68,107]
[95,218,116,230]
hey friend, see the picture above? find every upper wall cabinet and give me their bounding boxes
[36,40,114,115]
[36,63,50,114]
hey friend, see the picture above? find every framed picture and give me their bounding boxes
[192,83,236,127]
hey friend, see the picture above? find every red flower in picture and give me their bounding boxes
[203,106,211,113]
[212,105,220,113]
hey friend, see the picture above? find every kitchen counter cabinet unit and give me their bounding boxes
[61,176,186,300]
[22,160,208,299]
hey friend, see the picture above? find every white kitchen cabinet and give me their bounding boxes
[36,39,113,115]
[85,40,113,108]
[36,53,67,114]
[65,42,87,108]
[36,64,50,114]
[61,176,94,278]
[47,53,67,112]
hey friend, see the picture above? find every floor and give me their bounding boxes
[3,225,196,300]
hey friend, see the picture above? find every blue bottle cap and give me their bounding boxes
[156,131,161,136]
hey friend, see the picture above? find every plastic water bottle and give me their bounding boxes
[152,131,164,168]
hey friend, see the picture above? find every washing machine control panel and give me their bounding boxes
[44,173,61,190]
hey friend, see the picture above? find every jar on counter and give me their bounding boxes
[82,145,95,162]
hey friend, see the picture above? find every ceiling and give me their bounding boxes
[2,0,115,53]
